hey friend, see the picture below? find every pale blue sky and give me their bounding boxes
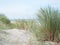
[0,0,60,19]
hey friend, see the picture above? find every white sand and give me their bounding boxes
[0,29,37,45]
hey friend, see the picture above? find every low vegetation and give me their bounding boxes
[0,7,60,45]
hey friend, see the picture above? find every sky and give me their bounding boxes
[0,0,60,19]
